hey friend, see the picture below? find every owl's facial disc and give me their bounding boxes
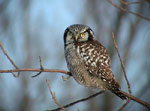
[64,24,95,45]
[65,31,74,44]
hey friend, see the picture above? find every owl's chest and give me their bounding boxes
[65,44,83,67]
[65,43,102,86]
[65,43,98,67]
[65,44,89,80]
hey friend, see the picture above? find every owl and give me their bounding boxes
[64,24,127,100]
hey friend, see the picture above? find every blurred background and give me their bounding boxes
[0,0,150,111]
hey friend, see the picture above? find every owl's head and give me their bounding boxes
[64,24,95,45]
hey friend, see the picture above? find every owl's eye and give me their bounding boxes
[80,33,85,38]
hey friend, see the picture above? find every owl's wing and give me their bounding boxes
[78,40,115,81]
[77,40,126,99]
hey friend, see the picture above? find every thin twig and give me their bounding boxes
[11,71,18,78]
[107,0,150,21]
[112,32,131,110]
[0,42,19,77]
[112,32,131,94]
[47,91,105,111]
[118,99,130,111]
[0,42,18,69]
[32,56,44,78]
[62,75,71,81]
[46,79,65,111]
[118,0,146,5]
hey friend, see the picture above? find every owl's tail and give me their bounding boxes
[107,79,127,100]
[110,87,127,100]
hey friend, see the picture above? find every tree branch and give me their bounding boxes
[47,91,105,111]
[120,90,150,109]
[118,99,130,111]
[0,42,18,68]
[107,0,150,21]
[32,56,46,78]
[118,0,146,5]
[112,32,132,94]
[0,42,19,77]
[46,79,66,111]
[112,32,132,110]
[0,68,71,76]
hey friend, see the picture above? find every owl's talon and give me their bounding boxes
[62,75,71,81]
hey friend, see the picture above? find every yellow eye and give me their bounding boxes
[80,33,85,37]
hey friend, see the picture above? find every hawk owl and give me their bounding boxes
[64,24,127,100]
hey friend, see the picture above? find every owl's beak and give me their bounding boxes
[75,35,78,41]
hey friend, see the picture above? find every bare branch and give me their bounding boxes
[0,42,19,77]
[32,56,44,78]
[111,32,131,110]
[111,33,150,109]
[62,75,71,81]
[46,79,65,111]
[118,0,146,5]
[112,32,131,94]
[107,0,150,21]
[0,68,71,76]
[47,91,105,111]
[0,42,18,69]
[121,90,150,109]
[11,71,18,78]
[118,99,130,111]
